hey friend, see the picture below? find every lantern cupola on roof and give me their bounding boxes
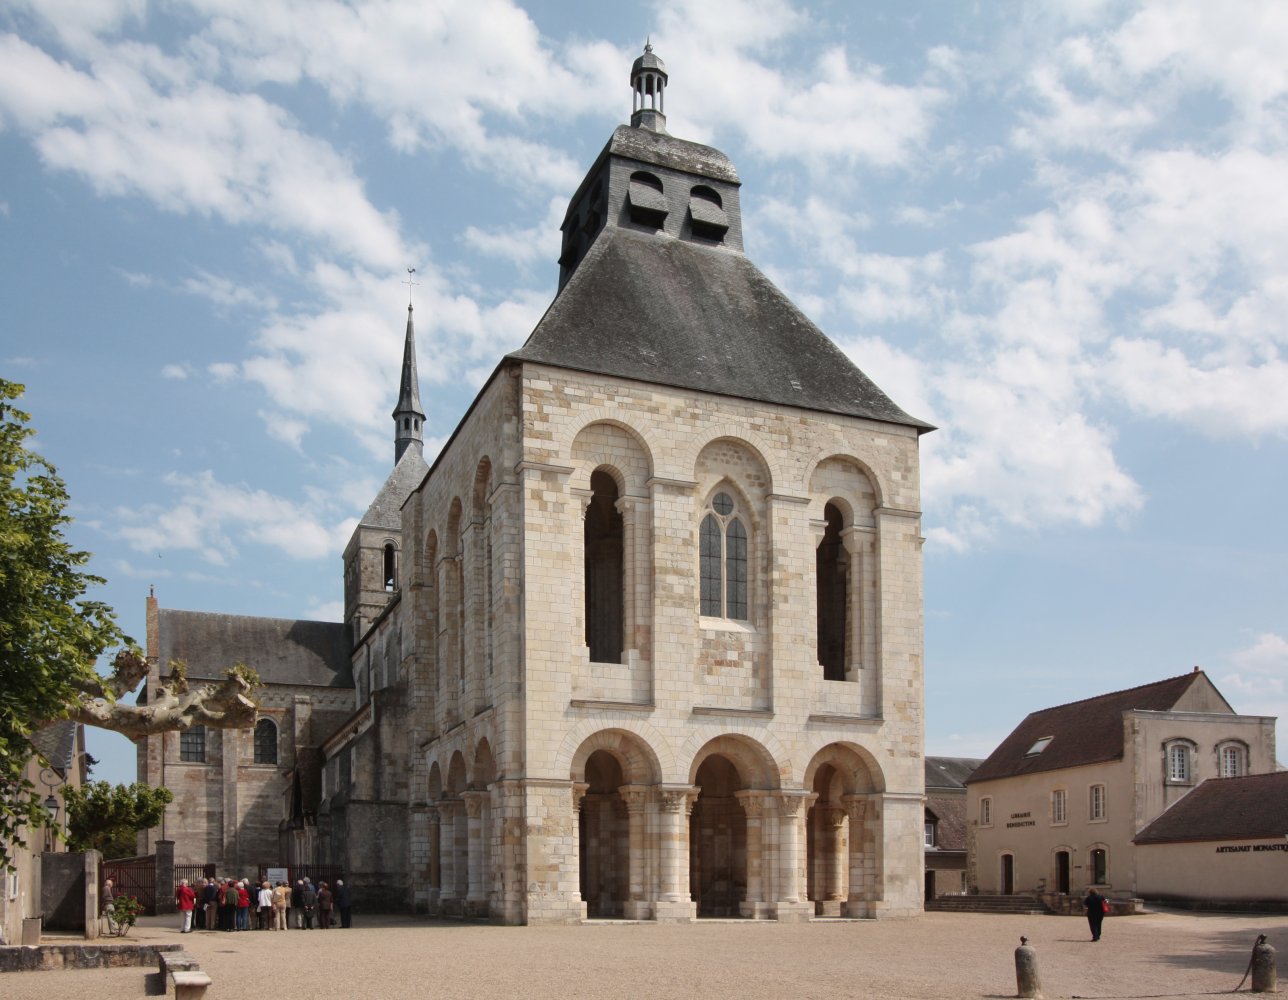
[630,41,667,132]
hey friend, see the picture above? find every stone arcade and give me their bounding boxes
[140,47,933,924]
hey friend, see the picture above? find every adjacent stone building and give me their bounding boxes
[136,600,352,871]
[923,756,980,900]
[141,47,934,924]
[1133,771,1288,910]
[965,669,1277,901]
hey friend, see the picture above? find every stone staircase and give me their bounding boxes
[925,894,1051,915]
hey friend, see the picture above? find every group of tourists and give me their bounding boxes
[174,876,353,932]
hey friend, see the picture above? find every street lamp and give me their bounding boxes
[39,769,63,853]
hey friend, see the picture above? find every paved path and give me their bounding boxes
[7,909,1286,999]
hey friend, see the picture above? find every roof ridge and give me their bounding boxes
[160,608,344,628]
[1025,670,1200,717]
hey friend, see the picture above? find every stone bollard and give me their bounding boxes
[1015,936,1044,999]
[1252,935,1277,994]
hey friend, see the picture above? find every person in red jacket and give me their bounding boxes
[236,880,252,931]
[175,879,197,933]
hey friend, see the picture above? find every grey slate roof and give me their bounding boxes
[925,756,982,791]
[926,795,968,851]
[967,672,1215,784]
[361,446,428,529]
[29,721,78,773]
[508,227,933,431]
[1134,772,1288,844]
[157,609,352,688]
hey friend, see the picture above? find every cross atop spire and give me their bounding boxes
[392,275,425,464]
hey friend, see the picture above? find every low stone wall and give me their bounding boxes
[1038,892,1142,916]
[0,941,181,972]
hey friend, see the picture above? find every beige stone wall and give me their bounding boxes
[968,710,1278,897]
[401,361,926,923]
[969,761,1125,895]
[1136,838,1288,904]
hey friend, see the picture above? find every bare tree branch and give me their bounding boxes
[65,668,259,740]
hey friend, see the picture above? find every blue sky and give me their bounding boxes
[2,0,1285,786]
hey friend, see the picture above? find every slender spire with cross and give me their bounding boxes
[392,267,426,463]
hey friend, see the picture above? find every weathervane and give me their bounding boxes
[403,267,419,307]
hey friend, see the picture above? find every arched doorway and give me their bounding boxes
[1055,850,1070,894]
[579,749,629,917]
[691,754,747,916]
[803,743,884,918]
[806,762,848,915]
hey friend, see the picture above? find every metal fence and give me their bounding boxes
[103,855,157,915]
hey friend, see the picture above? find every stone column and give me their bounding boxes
[735,791,772,919]
[620,785,650,920]
[572,782,589,912]
[842,794,871,918]
[818,806,848,916]
[463,790,488,914]
[437,799,460,911]
[427,805,441,914]
[774,790,815,921]
[654,785,697,922]
[155,839,176,915]
[615,496,638,656]
[453,796,469,903]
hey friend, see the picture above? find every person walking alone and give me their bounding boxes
[1084,887,1108,942]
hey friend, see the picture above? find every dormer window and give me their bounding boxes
[689,185,728,241]
[1026,736,1053,756]
[628,171,667,227]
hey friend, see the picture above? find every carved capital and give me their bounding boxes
[572,782,590,813]
[658,786,699,815]
[619,784,650,813]
[734,789,769,819]
[841,794,868,825]
[462,790,487,818]
[777,790,815,819]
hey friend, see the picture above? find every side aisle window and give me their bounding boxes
[700,491,748,620]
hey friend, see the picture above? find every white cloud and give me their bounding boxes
[113,469,353,563]
[656,0,948,170]
[183,270,278,311]
[160,363,190,379]
[0,33,408,270]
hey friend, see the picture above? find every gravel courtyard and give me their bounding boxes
[6,909,1285,999]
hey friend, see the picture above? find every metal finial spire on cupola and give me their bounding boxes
[630,40,668,132]
[392,268,425,464]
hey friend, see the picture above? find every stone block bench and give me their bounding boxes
[158,950,210,997]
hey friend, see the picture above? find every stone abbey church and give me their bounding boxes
[137,47,932,923]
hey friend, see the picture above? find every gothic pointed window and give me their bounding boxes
[584,470,624,663]
[700,491,748,620]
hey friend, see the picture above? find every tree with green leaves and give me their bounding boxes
[64,781,175,859]
[1,379,258,869]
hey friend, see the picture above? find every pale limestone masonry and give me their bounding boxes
[142,48,932,926]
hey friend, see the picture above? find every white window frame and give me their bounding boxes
[980,796,992,827]
[1089,783,1106,822]
[924,821,936,847]
[1051,787,1067,825]
[1166,741,1193,783]
[1218,743,1245,778]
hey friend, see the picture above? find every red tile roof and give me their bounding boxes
[967,672,1217,784]
[1134,772,1288,844]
